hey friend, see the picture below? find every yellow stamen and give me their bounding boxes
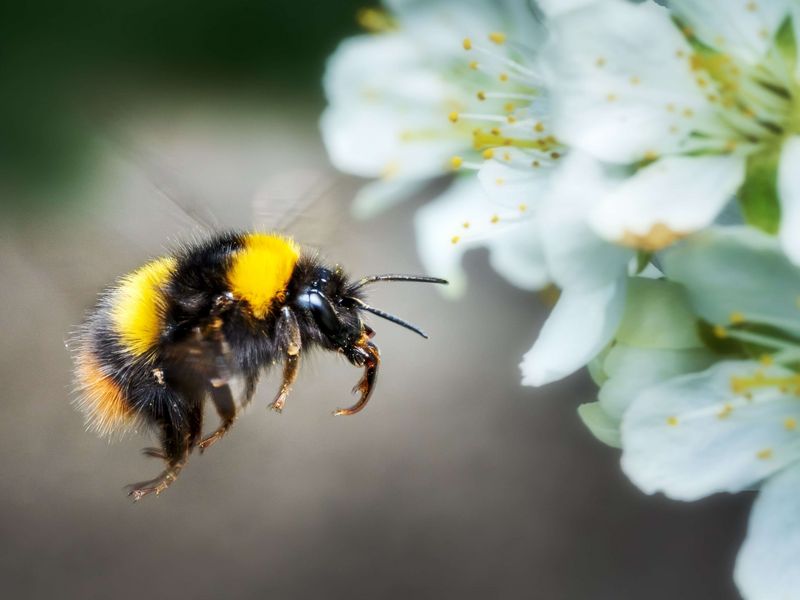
[488,32,506,45]
[784,417,797,431]
[450,156,463,170]
[729,311,746,324]
[666,416,679,426]
[490,214,500,224]
[448,111,459,123]
[451,235,461,245]
[756,448,773,460]
[462,37,472,50]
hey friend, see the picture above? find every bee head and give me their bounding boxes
[288,262,447,358]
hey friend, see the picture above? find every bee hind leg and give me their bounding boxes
[197,381,237,453]
[127,423,192,502]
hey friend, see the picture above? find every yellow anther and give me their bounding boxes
[666,416,679,426]
[469,60,479,70]
[499,72,509,82]
[504,102,515,113]
[756,448,773,460]
[731,372,800,396]
[550,151,561,160]
[488,32,506,45]
[644,150,658,161]
[448,111,460,123]
[717,403,734,419]
[482,148,495,160]
[462,221,470,229]
[356,8,396,32]
[495,178,505,186]
[490,127,501,136]
[595,56,606,68]
[507,115,516,124]
[490,214,500,224]
[503,151,511,161]
[629,75,641,85]
[451,235,461,245]
[746,1,758,11]
[683,107,695,118]
[713,325,728,338]
[534,122,545,133]
[531,160,540,168]
[518,203,528,212]
[729,311,746,324]
[462,38,473,50]
[784,417,797,431]
[450,156,463,169]
[477,90,486,101]
[760,354,774,366]
[666,103,676,112]
[606,93,617,102]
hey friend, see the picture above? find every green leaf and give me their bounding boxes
[578,402,621,448]
[738,150,781,234]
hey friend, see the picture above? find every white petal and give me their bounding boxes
[477,148,554,212]
[544,0,710,163]
[414,177,547,296]
[539,151,632,289]
[487,222,549,291]
[320,104,461,179]
[520,276,627,386]
[536,0,599,18]
[735,463,800,600]
[670,0,791,64]
[590,155,745,246]
[778,135,800,265]
[662,226,800,327]
[352,178,429,220]
[621,361,800,501]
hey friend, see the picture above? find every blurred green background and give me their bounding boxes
[0,0,371,212]
[0,2,751,599]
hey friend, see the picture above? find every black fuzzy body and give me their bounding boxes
[76,232,363,466]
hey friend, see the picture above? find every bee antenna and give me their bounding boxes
[349,274,448,293]
[345,297,429,339]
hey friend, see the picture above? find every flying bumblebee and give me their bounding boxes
[73,230,446,501]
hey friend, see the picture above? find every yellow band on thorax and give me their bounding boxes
[227,233,299,319]
[112,256,176,356]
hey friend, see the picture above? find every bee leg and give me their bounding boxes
[268,307,302,414]
[197,381,236,453]
[334,341,380,416]
[127,425,190,502]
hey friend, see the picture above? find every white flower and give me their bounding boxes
[321,0,546,218]
[515,151,633,385]
[618,226,800,600]
[544,0,800,261]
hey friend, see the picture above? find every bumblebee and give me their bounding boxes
[72,231,446,501]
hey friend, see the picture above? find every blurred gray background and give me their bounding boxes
[0,2,748,599]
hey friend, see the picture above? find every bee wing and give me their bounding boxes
[251,166,349,253]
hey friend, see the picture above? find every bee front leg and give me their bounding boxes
[269,307,302,414]
[334,340,380,416]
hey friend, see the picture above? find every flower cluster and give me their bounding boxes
[322,1,800,597]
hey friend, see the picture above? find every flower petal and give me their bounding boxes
[352,178,429,220]
[544,0,709,163]
[778,135,800,265]
[590,154,745,248]
[578,402,622,448]
[520,276,627,386]
[670,0,791,64]
[539,151,632,289]
[621,361,800,501]
[414,177,547,296]
[661,226,800,327]
[734,463,800,600]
